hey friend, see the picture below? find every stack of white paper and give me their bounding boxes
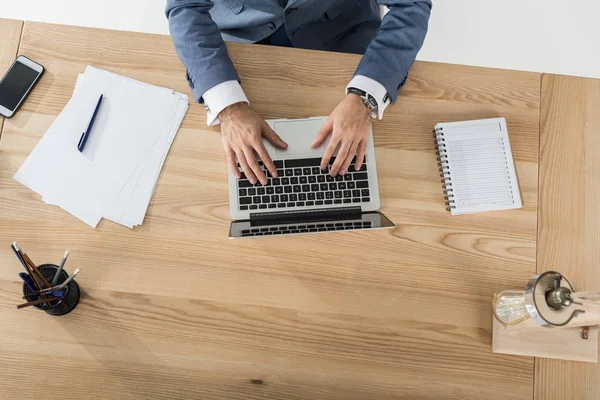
[14,66,189,228]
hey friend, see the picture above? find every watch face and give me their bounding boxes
[367,96,378,108]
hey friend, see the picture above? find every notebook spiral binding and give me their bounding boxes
[433,128,455,211]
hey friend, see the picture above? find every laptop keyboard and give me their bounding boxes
[237,157,370,211]
[241,221,373,236]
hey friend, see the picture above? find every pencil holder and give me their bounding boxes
[22,264,80,316]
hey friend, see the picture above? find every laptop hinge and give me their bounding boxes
[249,206,362,225]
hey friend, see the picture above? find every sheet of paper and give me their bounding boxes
[46,71,174,225]
[122,99,189,227]
[14,66,189,228]
[105,97,188,226]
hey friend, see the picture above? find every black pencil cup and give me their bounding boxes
[22,264,80,316]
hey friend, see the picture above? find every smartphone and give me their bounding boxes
[0,55,44,118]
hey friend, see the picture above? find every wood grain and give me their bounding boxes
[536,74,600,399]
[0,21,540,399]
[0,19,23,138]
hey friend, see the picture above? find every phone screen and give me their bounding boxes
[0,61,41,112]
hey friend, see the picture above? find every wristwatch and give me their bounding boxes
[347,87,378,117]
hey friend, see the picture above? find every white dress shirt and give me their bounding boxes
[202,75,391,126]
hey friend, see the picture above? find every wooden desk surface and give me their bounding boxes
[0,21,541,399]
[536,74,600,400]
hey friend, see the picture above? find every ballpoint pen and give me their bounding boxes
[51,250,70,286]
[18,273,36,291]
[78,94,103,152]
[23,268,81,297]
[23,290,66,300]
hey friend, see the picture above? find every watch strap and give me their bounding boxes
[347,87,378,114]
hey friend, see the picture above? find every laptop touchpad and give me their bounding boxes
[272,119,330,156]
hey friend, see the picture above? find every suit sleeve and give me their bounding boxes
[165,0,241,103]
[354,0,432,104]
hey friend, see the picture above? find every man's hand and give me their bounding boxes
[220,102,288,185]
[312,94,371,176]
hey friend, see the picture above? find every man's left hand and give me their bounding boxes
[312,94,371,176]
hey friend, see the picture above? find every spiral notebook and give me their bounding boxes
[434,117,522,215]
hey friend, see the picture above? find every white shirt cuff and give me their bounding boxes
[202,80,249,126]
[346,75,391,120]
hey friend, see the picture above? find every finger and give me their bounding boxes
[320,137,340,171]
[254,140,278,178]
[340,141,359,175]
[226,148,241,179]
[262,122,288,149]
[331,142,351,176]
[243,147,268,185]
[236,150,257,184]
[354,141,367,171]
[312,118,334,147]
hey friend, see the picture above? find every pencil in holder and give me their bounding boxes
[22,264,80,316]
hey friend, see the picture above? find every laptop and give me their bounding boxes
[228,117,395,238]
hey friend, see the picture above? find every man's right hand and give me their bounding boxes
[219,102,288,186]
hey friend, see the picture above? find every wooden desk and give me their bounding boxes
[536,74,600,400]
[0,21,540,399]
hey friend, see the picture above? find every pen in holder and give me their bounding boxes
[22,264,80,316]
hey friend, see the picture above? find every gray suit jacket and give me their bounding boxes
[166,0,431,104]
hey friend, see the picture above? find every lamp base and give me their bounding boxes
[492,317,598,363]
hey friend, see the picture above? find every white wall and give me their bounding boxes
[0,0,598,79]
[418,0,600,79]
[0,0,170,35]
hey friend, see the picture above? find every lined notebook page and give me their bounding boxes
[434,117,522,215]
